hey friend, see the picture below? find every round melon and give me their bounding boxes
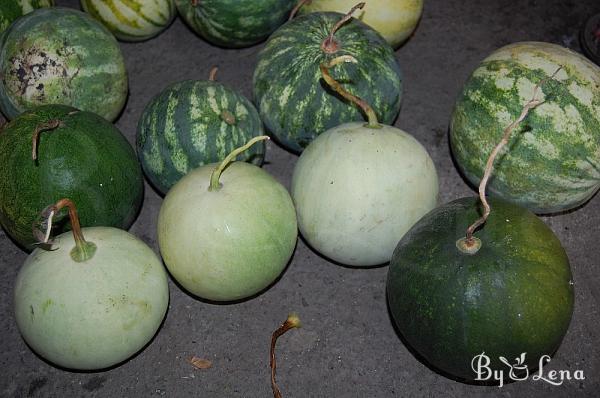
[0,104,143,251]
[0,0,53,34]
[0,7,128,121]
[253,12,402,153]
[137,79,266,195]
[387,197,574,381]
[298,0,423,48]
[175,0,295,48]
[15,224,169,370]
[450,41,600,214]
[81,0,176,42]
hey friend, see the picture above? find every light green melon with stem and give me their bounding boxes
[291,56,438,266]
[158,136,297,301]
[14,199,169,370]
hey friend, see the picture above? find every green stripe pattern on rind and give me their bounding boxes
[81,0,176,42]
[0,7,128,121]
[387,197,573,380]
[450,42,600,214]
[0,0,54,34]
[253,12,402,153]
[175,0,295,48]
[137,80,266,195]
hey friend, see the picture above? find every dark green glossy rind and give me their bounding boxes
[0,0,54,34]
[0,7,127,121]
[175,0,294,48]
[0,104,143,251]
[253,12,402,153]
[387,197,574,381]
[137,80,266,195]
[450,42,600,214]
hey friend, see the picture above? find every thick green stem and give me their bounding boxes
[208,136,270,191]
[270,313,301,398]
[457,66,562,255]
[32,119,61,161]
[320,55,381,128]
[38,198,96,262]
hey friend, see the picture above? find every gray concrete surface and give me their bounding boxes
[1,0,599,396]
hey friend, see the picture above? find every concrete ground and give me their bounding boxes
[1,0,599,396]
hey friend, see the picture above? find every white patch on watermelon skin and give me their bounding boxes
[206,86,220,115]
[144,110,165,176]
[189,92,208,154]
[164,93,188,175]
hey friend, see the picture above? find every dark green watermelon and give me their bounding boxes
[175,0,295,48]
[0,7,128,121]
[0,104,143,251]
[137,80,266,195]
[387,197,573,381]
[253,12,402,153]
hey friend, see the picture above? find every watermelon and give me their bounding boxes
[0,0,53,34]
[387,197,574,381]
[0,7,128,121]
[298,0,424,48]
[450,41,600,214]
[81,0,176,42]
[0,104,143,251]
[253,11,402,153]
[175,0,295,48]
[137,79,266,195]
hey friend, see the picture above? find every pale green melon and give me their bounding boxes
[14,227,169,370]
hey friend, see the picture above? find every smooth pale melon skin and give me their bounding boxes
[299,0,424,48]
[291,122,438,266]
[451,41,600,214]
[14,227,169,370]
[0,0,54,33]
[158,162,297,301]
[81,0,176,41]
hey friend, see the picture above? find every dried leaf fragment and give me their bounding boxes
[189,356,212,369]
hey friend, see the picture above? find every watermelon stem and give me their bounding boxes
[36,198,97,262]
[270,313,301,398]
[209,66,218,81]
[459,66,563,253]
[289,0,311,21]
[191,0,198,6]
[320,55,381,128]
[208,135,270,191]
[31,120,62,161]
[321,2,365,53]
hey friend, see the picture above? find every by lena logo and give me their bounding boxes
[471,352,585,387]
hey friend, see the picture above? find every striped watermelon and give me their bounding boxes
[0,0,53,33]
[137,79,266,195]
[450,41,600,214]
[81,0,176,42]
[0,7,127,121]
[175,0,295,48]
[253,12,402,153]
[298,0,423,48]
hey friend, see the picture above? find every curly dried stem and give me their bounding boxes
[321,2,365,53]
[320,55,380,128]
[458,67,563,254]
[209,135,269,191]
[36,198,97,262]
[270,313,301,398]
[208,66,218,81]
[289,0,311,21]
[32,119,61,161]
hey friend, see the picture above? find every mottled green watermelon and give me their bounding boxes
[81,0,176,42]
[175,0,295,48]
[0,7,128,121]
[253,12,402,153]
[387,197,574,381]
[0,104,143,251]
[137,80,266,194]
[450,42,600,214]
[0,0,53,34]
